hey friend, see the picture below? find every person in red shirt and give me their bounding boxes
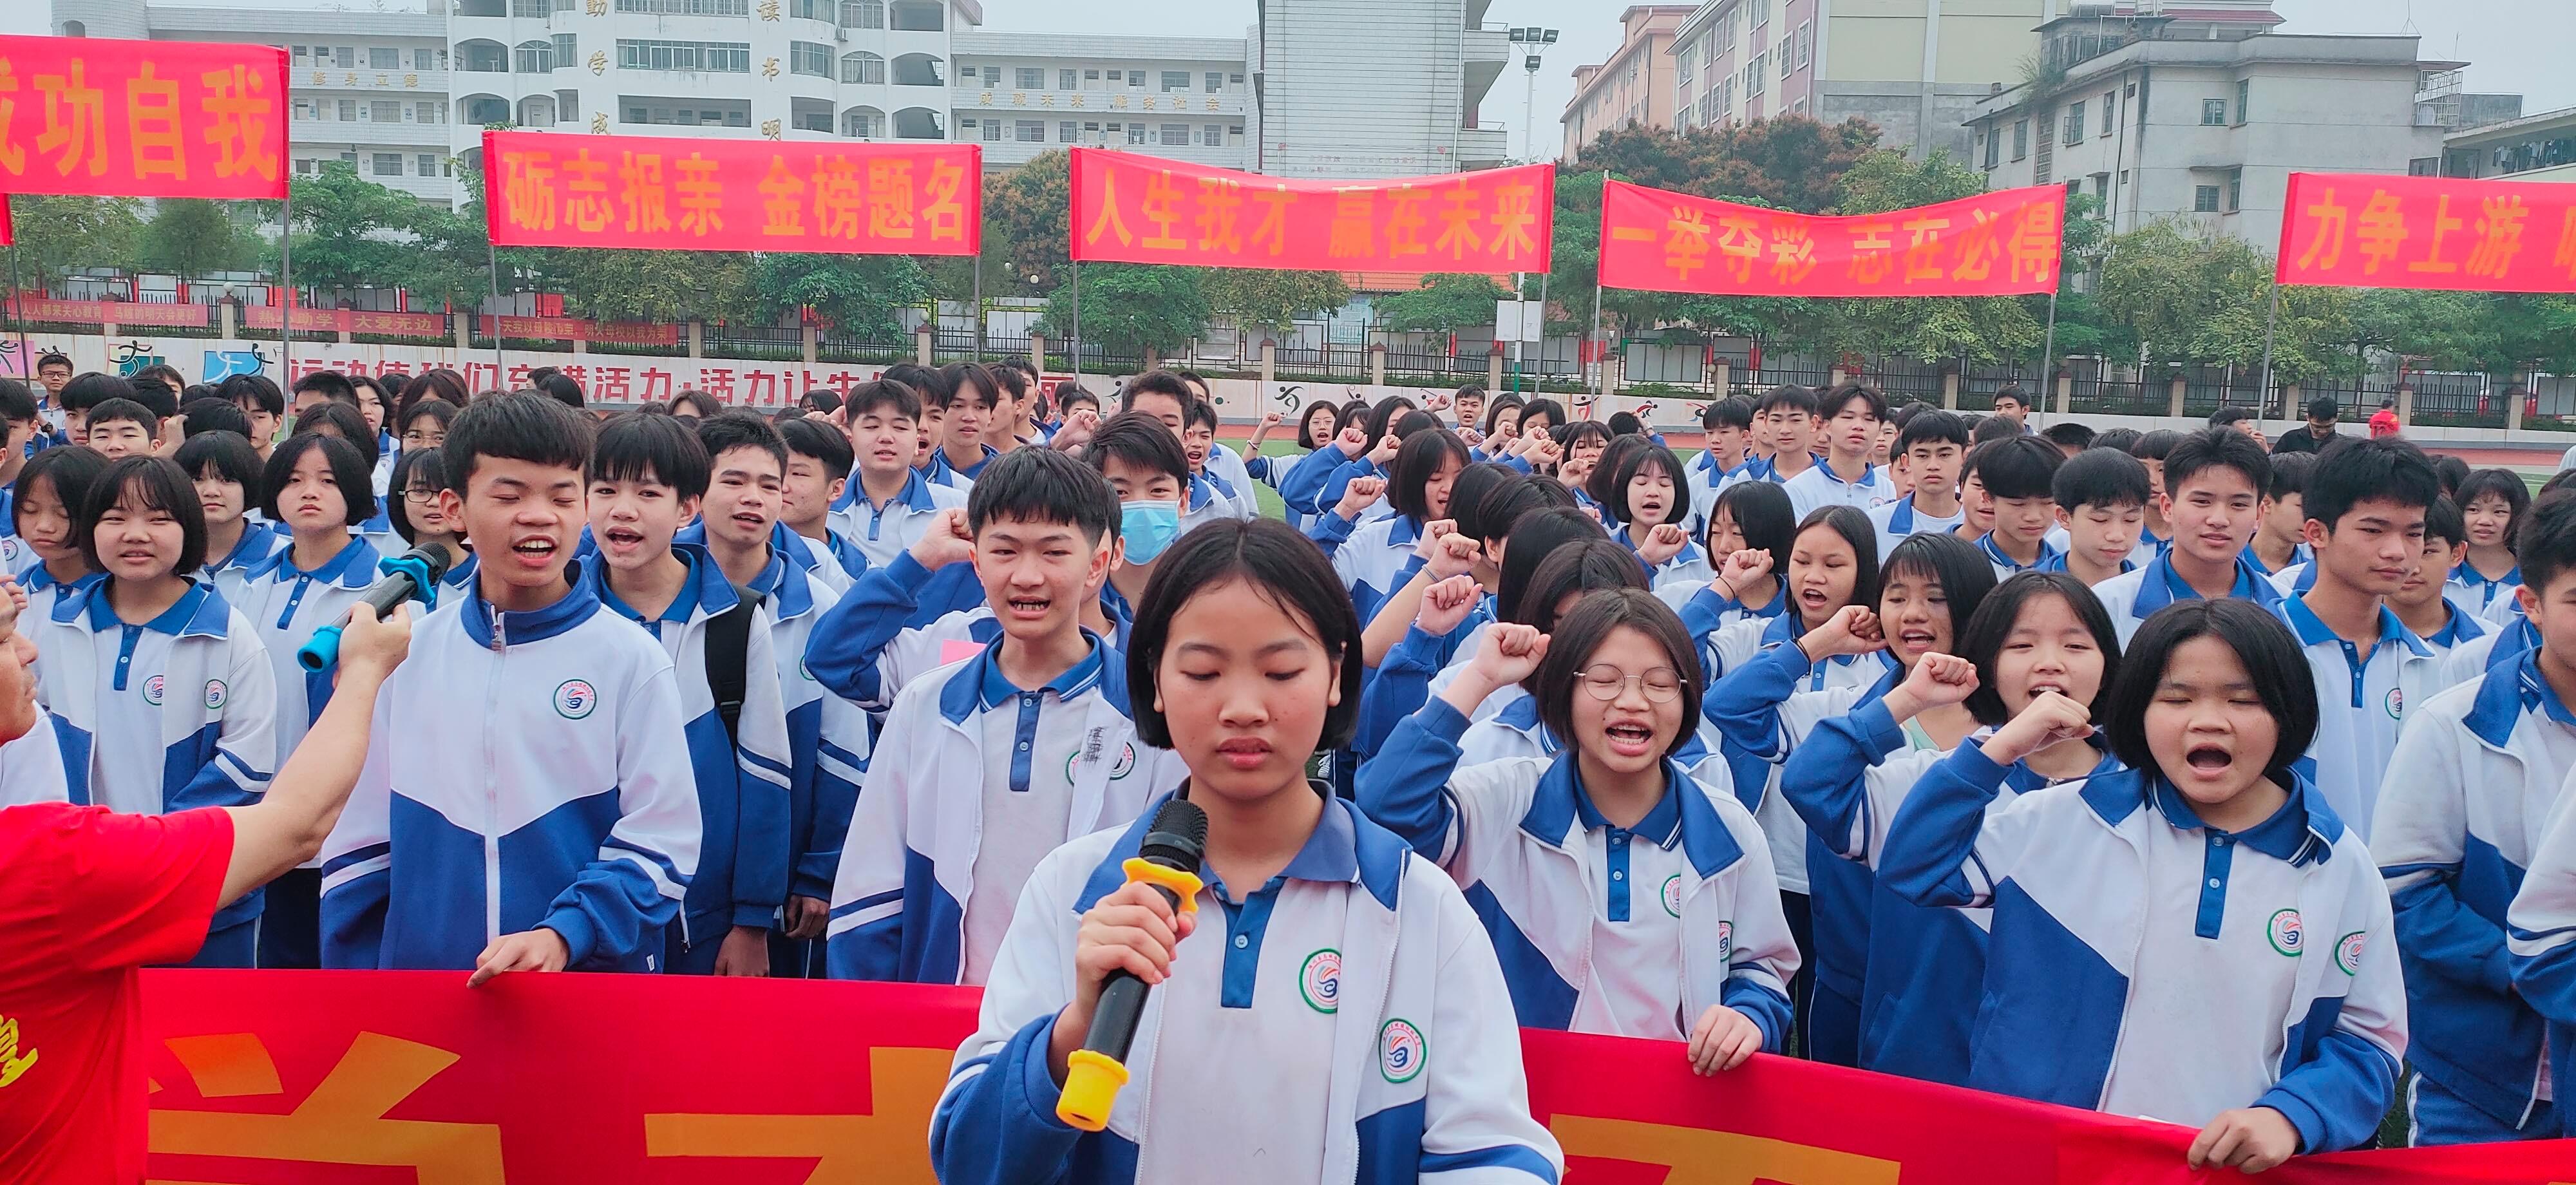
[2369,395,2401,439]
[0,593,412,1185]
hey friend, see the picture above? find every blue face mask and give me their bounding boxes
[1121,499,1182,564]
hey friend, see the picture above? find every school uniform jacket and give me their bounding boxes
[0,706,71,806]
[239,535,381,768]
[1359,700,1799,1047]
[830,468,969,571]
[1687,610,1895,895]
[930,793,1564,1185]
[317,567,703,972]
[1610,524,1714,596]
[2439,614,2537,692]
[2449,562,2524,627]
[2376,658,2571,1129]
[202,525,287,611]
[822,638,1186,983]
[1311,513,1436,632]
[1276,444,1362,527]
[2090,551,2285,648]
[1880,761,2406,1153]
[584,543,795,947]
[2506,767,2576,1137]
[31,578,278,933]
[803,551,1133,714]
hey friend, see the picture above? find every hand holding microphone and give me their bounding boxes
[298,545,453,672]
[1053,797,1207,1132]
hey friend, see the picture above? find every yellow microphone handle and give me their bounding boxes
[1056,1048,1130,1132]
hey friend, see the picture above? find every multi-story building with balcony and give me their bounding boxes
[1560,5,1696,164]
[949,33,1253,170]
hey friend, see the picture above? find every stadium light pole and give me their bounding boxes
[1506,28,1557,396]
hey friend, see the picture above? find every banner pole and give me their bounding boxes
[971,265,983,363]
[2257,281,2282,423]
[1510,271,1524,398]
[2037,285,2060,425]
[1068,260,1081,383]
[487,240,504,383]
[1589,280,1605,410]
[7,246,27,381]
[278,188,294,384]
[1535,270,1553,413]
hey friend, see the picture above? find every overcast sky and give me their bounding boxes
[5,0,2562,156]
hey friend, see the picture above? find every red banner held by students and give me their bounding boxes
[133,971,2573,1183]
[1068,147,1555,274]
[0,37,289,200]
[483,131,981,257]
[1,196,12,247]
[2277,172,2576,294]
[1598,178,2065,298]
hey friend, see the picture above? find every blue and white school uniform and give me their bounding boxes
[1180,471,1250,537]
[1361,699,1798,1045]
[239,537,380,769]
[773,520,862,596]
[2413,598,2489,666]
[17,564,99,630]
[2044,524,2161,571]
[931,792,1564,1185]
[1880,761,2406,1152]
[1713,454,1778,493]
[1612,522,1714,596]
[2440,614,2539,692]
[1975,533,2061,582]
[2266,561,2319,598]
[2506,767,2576,1138]
[1275,445,1365,529]
[202,524,287,611]
[2450,560,2526,627]
[1689,611,1896,902]
[1781,459,1895,521]
[1451,692,1742,813]
[585,543,795,972]
[931,444,1000,485]
[370,432,397,499]
[1685,450,1733,537]
[831,469,971,571]
[1206,441,1260,511]
[804,551,1136,715]
[2245,542,2313,578]
[318,565,703,972]
[1664,580,1788,639]
[0,715,69,807]
[30,578,277,963]
[1866,494,1965,564]
[1310,512,1434,633]
[2273,596,2441,841]
[2090,550,2286,648]
[2376,652,2573,1142]
[824,632,1186,985]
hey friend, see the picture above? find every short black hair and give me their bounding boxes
[261,432,377,526]
[218,373,285,418]
[1970,415,2022,444]
[2106,598,2315,786]
[1467,472,1575,545]
[1605,411,1645,437]
[696,410,790,477]
[399,396,458,440]
[1121,370,1195,417]
[590,411,712,500]
[1056,385,1101,415]
[940,362,1005,412]
[174,431,265,509]
[1608,444,1690,529]
[2264,451,2315,500]
[79,455,207,576]
[35,351,72,374]
[126,376,180,420]
[388,448,449,544]
[777,414,855,482]
[1182,398,1218,433]
[1499,509,1623,625]
[2208,406,2256,429]
[181,397,253,440]
[535,372,585,409]
[2307,395,2341,421]
[61,372,134,413]
[1388,429,1470,522]
[2423,495,2467,550]
[800,387,844,415]
[1518,398,1567,434]
[1965,436,2062,501]
[878,363,943,409]
[1294,399,1342,450]
[84,398,158,439]
[2091,427,2142,455]
[967,444,1121,545]
[1481,394,1524,435]
[1086,411,1190,488]
[406,368,471,412]
[1990,385,2029,410]
[1896,408,1969,453]
[1443,462,1517,543]
[2129,429,2183,462]
[1816,383,1888,424]
[292,401,377,465]
[2458,468,2532,551]
[1558,419,1613,464]
[845,379,922,424]
[1962,573,2121,727]
[441,392,596,497]
[1392,410,1443,441]
[1709,479,1795,578]
[2041,422,2095,453]
[2298,438,2432,531]
[2433,454,2471,500]
[292,370,358,406]
[1798,505,1882,613]
[1517,537,1649,634]
[0,379,37,426]
[2051,446,2152,511]
[1531,587,1703,756]
[1754,384,1817,419]
[2520,491,2576,596]
[1882,533,1998,665]
[14,446,109,540]
[1703,396,1753,432]
[670,390,727,419]
[2162,426,2271,502]
[1125,518,1363,753]
[1582,430,1644,507]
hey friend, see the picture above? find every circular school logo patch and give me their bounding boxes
[1109,743,1136,780]
[554,679,598,720]
[1661,875,1685,918]
[203,679,227,710]
[0,536,18,564]
[141,674,165,706]
[2335,931,2367,976]
[1378,1019,1426,1084]
[1299,949,1342,1014]
[1717,920,1734,962]
[2268,909,2305,957]
[2385,687,2404,720]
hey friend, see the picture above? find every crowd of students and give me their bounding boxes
[7,347,2576,1182]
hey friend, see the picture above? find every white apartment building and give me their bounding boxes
[1255,0,1510,178]
[1969,19,2450,250]
[949,33,1253,170]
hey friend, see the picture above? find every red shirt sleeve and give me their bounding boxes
[0,804,238,974]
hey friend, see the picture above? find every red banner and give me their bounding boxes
[1598,179,2065,298]
[2278,172,2576,293]
[1,196,11,247]
[483,131,980,258]
[242,306,450,337]
[1068,147,1555,274]
[0,37,288,200]
[132,971,2570,1182]
[477,314,681,346]
[6,296,208,327]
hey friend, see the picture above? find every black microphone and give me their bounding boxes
[296,545,453,672]
[1056,795,1208,1132]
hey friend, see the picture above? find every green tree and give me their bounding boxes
[276,162,434,291]
[1372,273,1508,332]
[752,252,934,341]
[1039,263,1209,357]
[2094,218,2353,379]
[1202,269,1352,334]
[1572,117,1881,214]
[5,196,143,286]
[137,199,252,278]
[986,149,1072,294]
[543,248,756,323]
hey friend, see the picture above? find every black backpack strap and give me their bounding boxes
[705,583,761,745]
